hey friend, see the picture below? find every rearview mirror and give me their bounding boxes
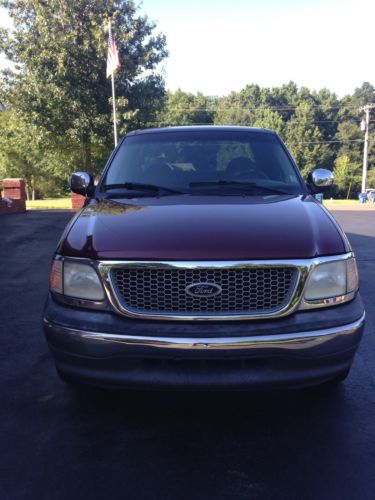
[69,172,95,197]
[309,169,334,192]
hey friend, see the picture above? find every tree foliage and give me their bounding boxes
[157,90,216,127]
[0,109,82,198]
[285,102,330,177]
[333,155,361,198]
[0,0,167,178]
[252,108,283,135]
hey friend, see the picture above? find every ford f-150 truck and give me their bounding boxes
[43,126,365,389]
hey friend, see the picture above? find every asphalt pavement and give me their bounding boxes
[1,209,374,500]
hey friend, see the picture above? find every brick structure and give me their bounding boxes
[0,178,27,214]
[71,192,86,211]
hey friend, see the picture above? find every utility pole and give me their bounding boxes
[359,103,375,193]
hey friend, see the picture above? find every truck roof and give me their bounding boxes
[126,125,276,137]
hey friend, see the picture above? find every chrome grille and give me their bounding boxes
[110,266,298,317]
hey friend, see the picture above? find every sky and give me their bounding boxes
[139,0,375,96]
[1,0,374,97]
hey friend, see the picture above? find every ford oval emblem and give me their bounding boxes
[185,282,222,297]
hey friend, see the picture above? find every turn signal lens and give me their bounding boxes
[50,260,63,294]
[347,258,359,293]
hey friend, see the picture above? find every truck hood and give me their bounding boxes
[60,195,348,260]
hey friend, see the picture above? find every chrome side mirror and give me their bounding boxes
[69,172,95,196]
[310,169,334,191]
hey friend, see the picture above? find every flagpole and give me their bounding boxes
[111,71,118,147]
[108,20,118,147]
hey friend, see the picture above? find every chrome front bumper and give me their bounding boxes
[44,310,365,389]
[44,312,365,355]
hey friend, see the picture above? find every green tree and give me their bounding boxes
[0,0,167,174]
[335,121,363,164]
[214,86,262,126]
[285,102,330,177]
[333,155,361,198]
[337,82,375,173]
[368,167,375,189]
[0,110,77,199]
[253,107,283,135]
[266,81,299,122]
[214,100,253,125]
[157,90,215,126]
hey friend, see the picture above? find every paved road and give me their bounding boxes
[1,210,374,500]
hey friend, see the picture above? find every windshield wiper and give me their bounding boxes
[103,182,184,195]
[189,180,291,195]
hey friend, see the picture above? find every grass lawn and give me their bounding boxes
[26,198,71,209]
[324,199,375,209]
[323,199,360,205]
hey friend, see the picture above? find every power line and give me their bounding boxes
[156,118,375,125]
[291,139,368,145]
[160,104,375,112]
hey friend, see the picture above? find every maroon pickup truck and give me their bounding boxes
[43,126,365,389]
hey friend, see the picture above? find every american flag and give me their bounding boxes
[106,22,120,78]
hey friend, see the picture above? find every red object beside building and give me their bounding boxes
[0,179,27,214]
[71,192,86,211]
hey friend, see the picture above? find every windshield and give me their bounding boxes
[102,130,304,195]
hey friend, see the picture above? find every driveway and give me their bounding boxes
[1,209,374,500]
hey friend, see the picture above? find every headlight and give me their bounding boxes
[304,257,359,302]
[64,261,105,300]
[50,259,105,301]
